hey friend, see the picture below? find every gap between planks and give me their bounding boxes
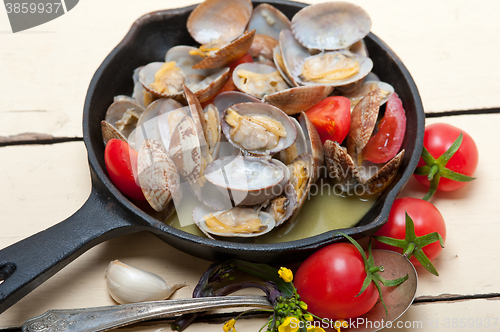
[1,107,499,147]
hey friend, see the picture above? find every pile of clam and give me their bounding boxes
[101,0,405,240]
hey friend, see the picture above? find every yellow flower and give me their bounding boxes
[278,267,293,283]
[223,318,236,332]
[334,320,349,332]
[306,326,326,332]
[278,316,300,332]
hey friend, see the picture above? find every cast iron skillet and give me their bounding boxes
[0,0,424,314]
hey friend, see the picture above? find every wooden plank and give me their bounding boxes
[111,298,500,332]
[0,112,496,327]
[1,0,500,138]
[398,113,497,298]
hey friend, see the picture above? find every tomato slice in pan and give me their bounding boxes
[104,139,145,200]
[363,92,406,163]
[305,96,351,144]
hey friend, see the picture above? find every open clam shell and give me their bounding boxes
[249,34,279,62]
[349,88,381,151]
[137,139,181,211]
[324,140,405,196]
[279,30,309,87]
[265,183,298,227]
[204,155,287,206]
[221,102,297,156]
[105,99,144,138]
[168,115,202,184]
[291,1,371,50]
[292,50,373,88]
[276,117,307,166]
[344,81,395,111]
[287,153,313,220]
[248,3,291,41]
[263,85,333,116]
[101,120,127,145]
[132,98,170,151]
[214,91,261,118]
[299,112,324,182]
[273,45,296,87]
[232,62,289,99]
[193,205,276,239]
[193,30,256,70]
[187,0,253,45]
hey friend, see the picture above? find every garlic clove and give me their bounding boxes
[105,259,186,304]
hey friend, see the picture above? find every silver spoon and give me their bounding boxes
[21,295,272,332]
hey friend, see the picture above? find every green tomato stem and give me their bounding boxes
[403,242,415,258]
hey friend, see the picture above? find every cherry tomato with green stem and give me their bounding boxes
[294,234,407,320]
[414,123,478,200]
[373,197,446,275]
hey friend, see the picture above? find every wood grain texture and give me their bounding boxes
[1,0,499,330]
[1,0,500,137]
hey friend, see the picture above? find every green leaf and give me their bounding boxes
[356,275,373,297]
[441,168,476,182]
[373,235,408,248]
[405,213,416,242]
[436,133,463,165]
[413,250,439,276]
[415,232,445,249]
[374,272,408,287]
[414,165,431,176]
[420,146,436,165]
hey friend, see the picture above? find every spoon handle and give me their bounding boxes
[22,295,272,332]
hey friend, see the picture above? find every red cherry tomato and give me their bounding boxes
[374,197,446,266]
[104,139,145,200]
[414,123,478,192]
[363,93,406,163]
[305,96,351,144]
[294,242,379,320]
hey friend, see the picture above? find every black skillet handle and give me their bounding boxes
[0,183,147,314]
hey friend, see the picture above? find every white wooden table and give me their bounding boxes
[1,0,500,331]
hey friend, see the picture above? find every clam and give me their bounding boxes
[132,98,170,151]
[276,117,307,166]
[265,183,297,227]
[101,120,127,145]
[193,205,275,239]
[138,46,230,102]
[204,155,288,206]
[137,139,181,211]
[232,63,289,99]
[277,1,373,90]
[105,99,144,139]
[324,89,405,195]
[263,85,333,116]
[299,112,324,183]
[187,0,255,69]
[324,140,404,196]
[214,91,261,118]
[290,1,371,50]
[248,3,291,41]
[249,34,279,62]
[168,115,202,185]
[292,49,373,88]
[247,4,291,62]
[287,153,314,220]
[343,81,395,111]
[221,102,297,156]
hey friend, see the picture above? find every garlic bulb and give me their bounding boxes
[106,260,185,304]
